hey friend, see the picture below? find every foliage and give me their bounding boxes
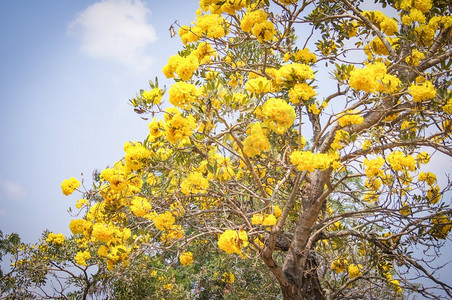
[2,0,452,299]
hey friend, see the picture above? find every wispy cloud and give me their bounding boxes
[0,180,26,200]
[69,0,158,71]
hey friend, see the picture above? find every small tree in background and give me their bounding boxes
[2,0,452,299]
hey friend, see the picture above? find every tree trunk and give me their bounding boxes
[279,170,330,299]
[279,252,325,300]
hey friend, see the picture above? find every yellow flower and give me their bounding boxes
[290,151,336,172]
[243,122,270,157]
[430,214,451,239]
[262,214,277,227]
[153,211,176,231]
[46,233,65,245]
[61,177,81,196]
[164,112,197,144]
[168,81,198,109]
[408,80,436,102]
[338,110,364,127]
[260,98,296,134]
[141,87,163,105]
[69,219,92,237]
[180,171,210,195]
[75,199,89,209]
[348,263,362,278]
[331,258,348,273]
[75,250,91,267]
[179,251,194,266]
[217,229,249,255]
[245,76,272,94]
[222,271,235,284]
[289,83,316,104]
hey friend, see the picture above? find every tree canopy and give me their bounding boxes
[2,0,452,299]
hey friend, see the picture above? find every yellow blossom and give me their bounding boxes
[46,233,65,245]
[179,251,194,266]
[75,251,91,267]
[61,177,81,196]
[217,229,249,255]
[222,271,235,284]
[180,171,210,195]
[348,263,362,278]
[153,212,176,231]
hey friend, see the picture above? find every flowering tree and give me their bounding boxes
[3,0,452,299]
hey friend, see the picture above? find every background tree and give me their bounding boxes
[2,0,452,299]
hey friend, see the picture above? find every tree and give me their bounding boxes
[2,0,452,299]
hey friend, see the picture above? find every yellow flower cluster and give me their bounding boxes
[349,62,400,94]
[427,184,441,204]
[252,214,276,226]
[289,83,316,104]
[164,109,197,144]
[417,151,430,164]
[387,151,416,171]
[196,13,229,39]
[402,8,426,24]
[290,151,336,172]
[338,110,364,127]
[260,98,296,134]
[414,16,452,46]
[75,198,89,209]
[124,142,151,171]
[277,63,315,86]
[245,76,272,94]
[92,223,131,245]
[363,157,385,178]
[368,36,398,56]
[241,9,275,42]
[179,251,194,266]
[75,250,91,267]
[192,42,217,64]
[180,171,210,195]
[200,0,246,15]
[222,271,235,284]
[362,11,398,36]
[152,211,176,231]
[348,263,363,278]
[243,122,270,157]
[405,49,425,66]
[141,87,163,105]
[179,13,228,45]
[98,244,131,270]
[46,233,65,245]
[168,81,198,109]
[100,167,128,192]
[130,196,152,218]
[419,172,436,186]
[251,206,282,227]
[430,214,452,239]
[397,0,432,13]
[163,54,199,81]
[217,229,249,255]
[331,258,348,273]
[69,219,92,237]
[61,177,81,196]
[443,99,452,114]
[285,48,317,64]
[408,80,436,102]
[148,118,164,142]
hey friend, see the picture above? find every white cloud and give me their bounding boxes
[0,180,26,200]
[69,0,158,71]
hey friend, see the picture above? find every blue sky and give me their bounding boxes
[0,0,198,242]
